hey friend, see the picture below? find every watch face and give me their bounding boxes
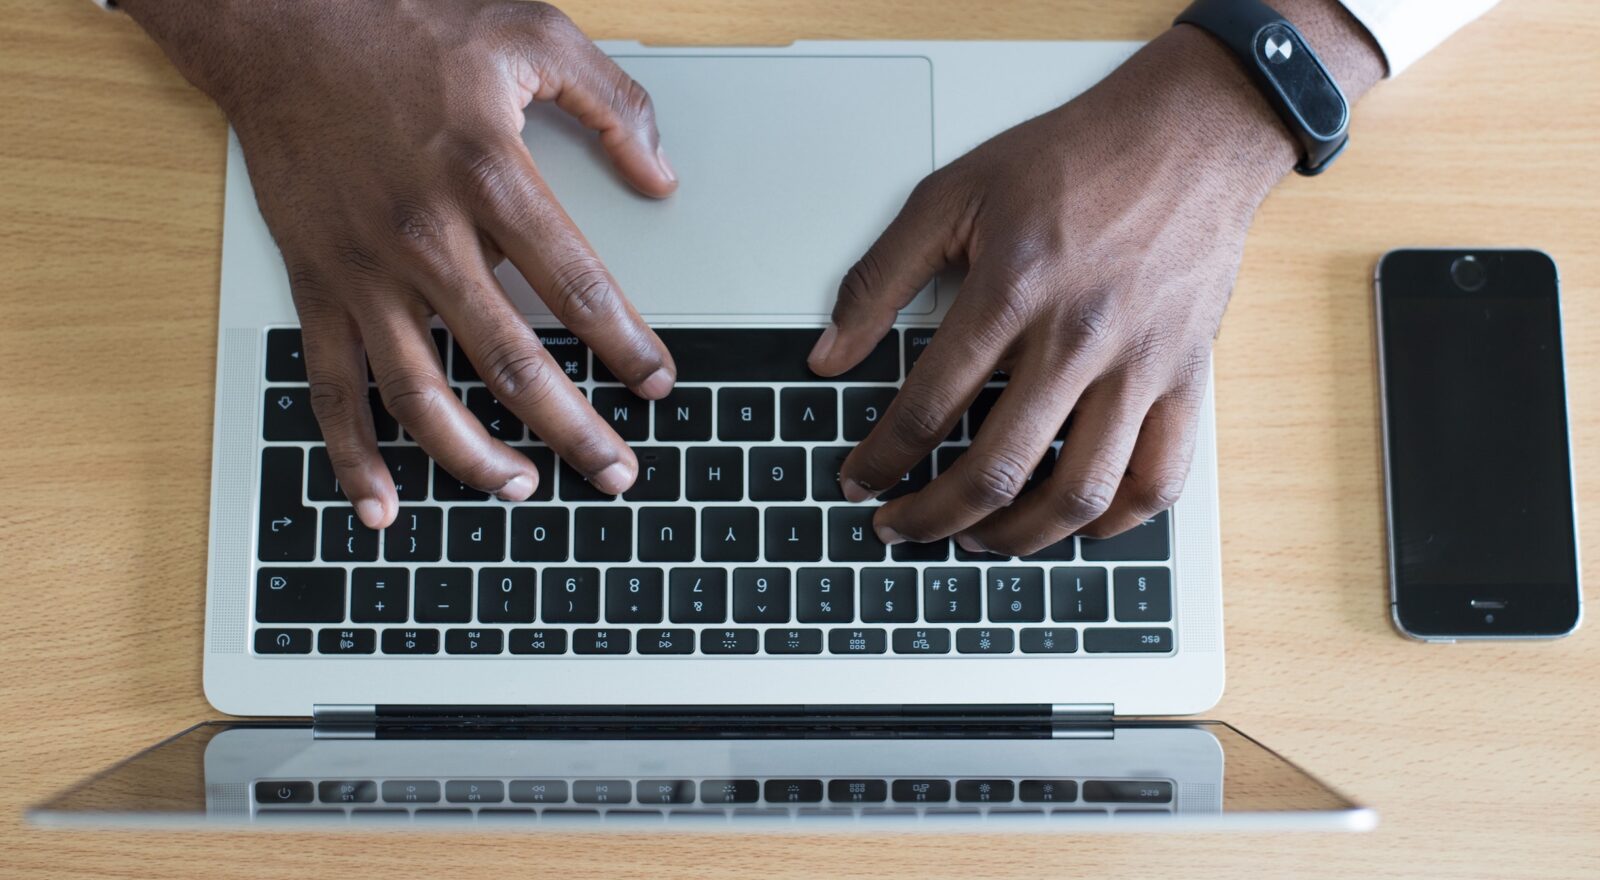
[1252,24,1347,140]
[1259,25,1294,64]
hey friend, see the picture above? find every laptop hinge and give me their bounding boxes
[1050,703,1114,720]
[312,704,377,739]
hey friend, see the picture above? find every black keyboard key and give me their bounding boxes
[255,628,312,654]
[595,329,896,383]
[536,329,588,382]
[574,507,631,562]
[1020,780,1078,803]
[779,387,837,441]
[509,628,568,654]
[716,387,774,441]
[842,387,896,442]
[955,780,1014,803]
[987,567,1045,622]
[265,329,307,381]
[381,628,440,654]
[934,444,967,475]
[828,627,887,654]
[1082,780,1172,804]
[510,507,569,562]
[368,388,400,441]
[637,628,695,654]
[321,506,379,562]
[573,628,630,654]
[306,446,343,501]
[923,567,981,622]
[477,567,536,623]
[796,568,853,623]
[318,781,378,803]
[764,507,822,562]
[1020,627,1078,653]
[826,507,885,562]
[965,386,1004,438]
[414,568,472,623]
[828,779,887,803]
[624,447,680,502]
[508,780,568,803]
[256,568,344,623]
[764,780,823,804]
[892,779,951,803]
[351,568,408,623]
[860,568,917,623]
[511,445,556,501]
[606,568,665,623]
[685,447,743,501]
[263,387,322,441]
[748,447,807,501]
[699,778,760,804]
[1113,568,1172,622]
[1050,567,1109,622]
[637,506,695,562]
[700,507,759,562]
[542,568,601,623]
[1081,511,1172,561]
[445,628,503,654]
[700,628,758,654]
[733,568,790,623]
[653,387,712,441]
[592,386,649,441]
[466,386,524,441]
[880,455,933,502]
[891,539,950,562]
[384,507,443,562]
[432,461,489,502]
[376,446,429,500]
[258,448,314,562]
[558,460,617,502]
[956,627,1015,654]
[572,780,632,804]
[256,780,314,803]
[446,780,505,803]
[668,568,727,623]
[810,446,850,502]
[447,507,506,562]
[893,627,951,654]
[1084,627,1173,653]
[764,628,823,654]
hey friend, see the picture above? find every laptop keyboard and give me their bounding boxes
[253,326,1177,658]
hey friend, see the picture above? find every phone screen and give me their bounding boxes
[1378,250,1580,637]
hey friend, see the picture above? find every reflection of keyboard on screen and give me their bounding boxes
[252,326,1177,658]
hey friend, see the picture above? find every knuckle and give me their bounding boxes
[886,383,954,451]
[378,369,449,428]
[306,376,359,426]
[1070,299,1118,352]
[1134,467,1189,514]
[521,1,568,32]
[547,256,617,322]
[479,335,558,405]
[331,237,385,277]
[383,199,447,262]
[961,450,1032,510]
[835,252,884,315]
[457,145,529,221]
[1053,470,1120,525]
[613,76,657,128]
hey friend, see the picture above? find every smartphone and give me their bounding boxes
[1375,249,1581,641]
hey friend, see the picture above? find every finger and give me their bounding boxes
[299,304,396,530]
[958,381,1150,557]
[837,287,1010,504]
[1077,382,1203,539]
[471,149,675,399]
[361,303,540,501]
[870,353,1082,545]
[809,174,966,376]
[514,3,676,197]
[426,255,640,495]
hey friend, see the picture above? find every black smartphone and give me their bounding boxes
[1375,249,1581,641]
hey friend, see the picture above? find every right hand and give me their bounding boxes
[122,0,679,528]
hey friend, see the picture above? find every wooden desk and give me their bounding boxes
[1,1,1595,876]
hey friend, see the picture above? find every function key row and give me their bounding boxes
[254,566,1173,626]
[257,776,1172,806]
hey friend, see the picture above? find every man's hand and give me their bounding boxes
[122,0,678,529]
[810,8,1383,556]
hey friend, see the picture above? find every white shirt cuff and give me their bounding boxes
[1335,0,1500,75]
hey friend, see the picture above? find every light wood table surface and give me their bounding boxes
[2,1,1596,877]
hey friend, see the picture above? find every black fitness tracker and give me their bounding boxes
[1174,0,1350,175]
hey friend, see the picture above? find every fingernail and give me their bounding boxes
[874,524,905,546]
[955,533,987,554]
[495,473,536,502]
[637,367,674,399]
[655,144,676,183]
[808,322,838,369]
[592,461,635,496]
[841,477,878,504]
[354,499,386,530]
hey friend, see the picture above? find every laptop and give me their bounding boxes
[29,40,1372,832]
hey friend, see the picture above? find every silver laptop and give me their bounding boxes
[30,41,1371,832]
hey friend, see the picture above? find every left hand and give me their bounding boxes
[807,27,1299,555]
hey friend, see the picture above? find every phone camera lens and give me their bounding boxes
[1450,255,1488,292]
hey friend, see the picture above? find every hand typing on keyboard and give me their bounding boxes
[121,0,679,529]
[808,12,1383,555]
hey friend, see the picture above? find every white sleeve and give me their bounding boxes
[1335,0,1500,75]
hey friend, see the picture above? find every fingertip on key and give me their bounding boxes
[874,523,905,546]
[495,473,537,502]
[592,461,636,496]
[841,477,878,504]
[637,366,675,400]
[354,498,389,531]
[807,323,839,374]
[954,533,987,554]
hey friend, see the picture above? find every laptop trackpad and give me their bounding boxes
[504,55,936,319]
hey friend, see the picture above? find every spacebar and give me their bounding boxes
[594,329,901,383]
